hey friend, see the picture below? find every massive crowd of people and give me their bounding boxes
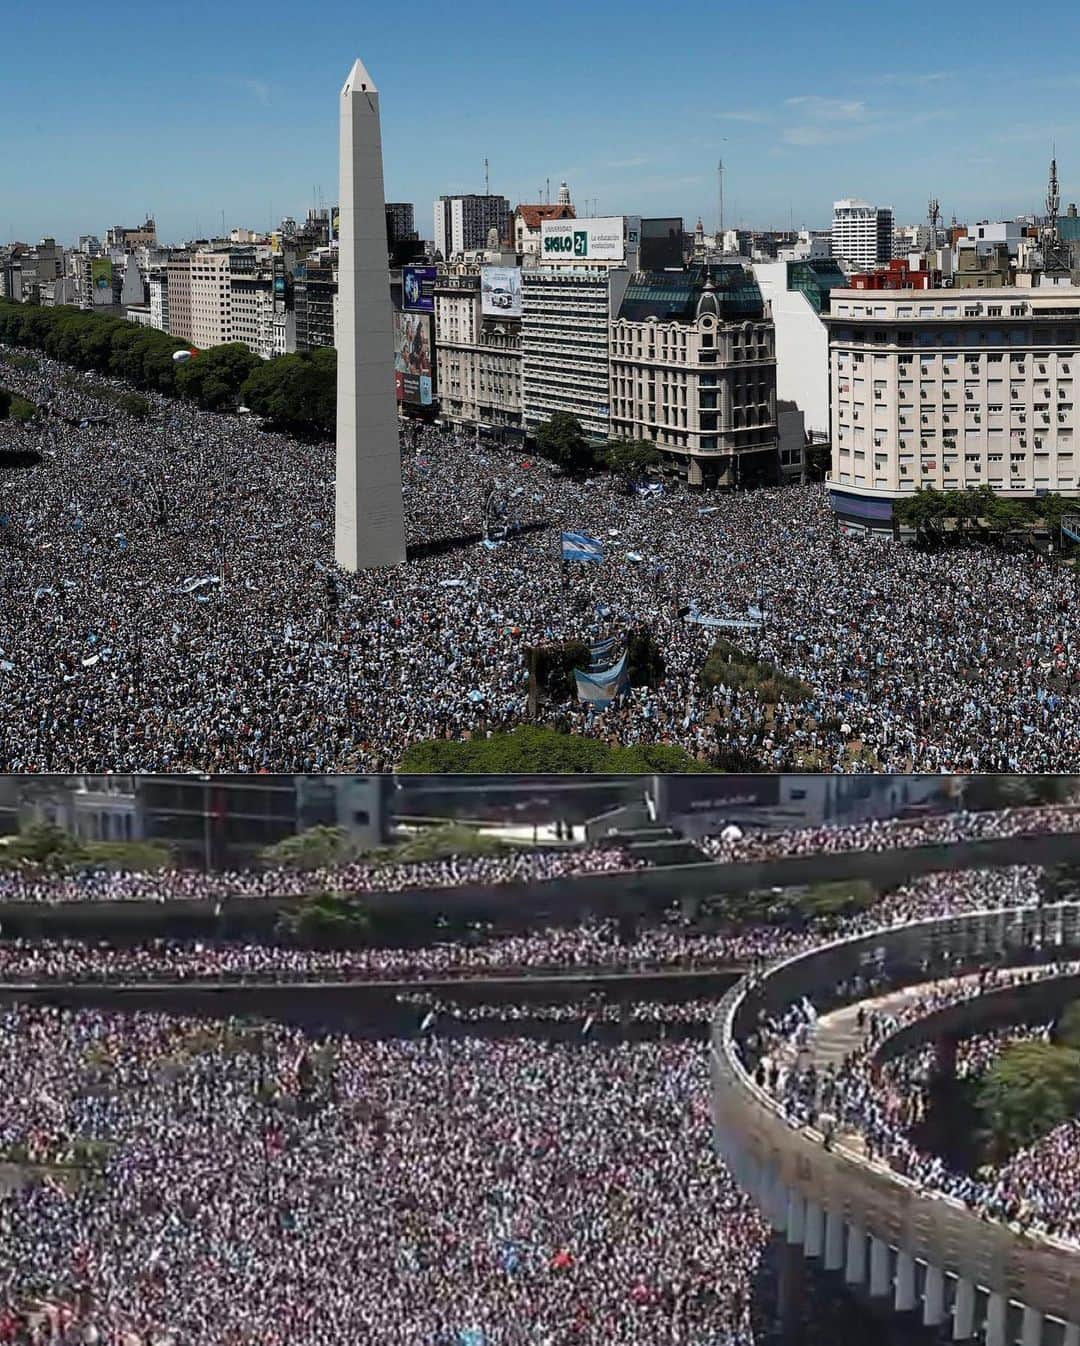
[3,349,1080,772]
[752,962,1080,1242]
[0,865,1054,986]
[3,802,1077,909]
[0,1005,768,1346]
[699,802,1080,864]
[0,844,642,906]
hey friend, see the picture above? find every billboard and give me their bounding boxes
[540,216,634,263]
[640,217,684,270]
[402,264,436,313]
[656,775,781,820]
[394,310,433,406]
[480,265,522,318]
[90,258,113,306]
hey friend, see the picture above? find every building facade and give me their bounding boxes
[433,195,511,260]
[832,199,894,272]
[825,286,1080,532]
[434,271,523,433]
[294,254,338,351]
[609,264,778,487]
[521,267,629,440]
[514,202,576,258]
[165,253,193,342]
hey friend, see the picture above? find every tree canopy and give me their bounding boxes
[533,413,594,474]
[974,1040,1080,1162]
[603,438,662,481]
[398,726,710,773]
[241,347,336,436]
[175,343,260,411]
[260,824,367,872]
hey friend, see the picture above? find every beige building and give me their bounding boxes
[166,253,193,342]
[825,286,1080,529]
[609,265,778,487]
[434,271,522,432]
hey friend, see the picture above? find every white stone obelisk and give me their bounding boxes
[335,58,406,571]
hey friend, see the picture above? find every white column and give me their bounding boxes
[985,1293,1007,1346]
[844,1222,866,1286]
[824,1208,845,1271]
[894,1251,917,1312]
[869,1236,890,1297]
[804,1200,825,1258]
[953,1278,976,1341]
[923,1264,946,1327]
[1020,1307,1042,1346]
[769,1178,788,1234]
[335,57,406,571]
[786,1190,806,1245]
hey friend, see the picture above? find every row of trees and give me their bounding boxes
[0,821,173,873]
[0,299,333,423]
[534,412,663,480]
[894,485,1078,540]
[397,725,709,773]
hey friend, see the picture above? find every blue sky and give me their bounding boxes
[4,0,1080,246]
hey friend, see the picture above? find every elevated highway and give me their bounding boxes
[711,902,1080,1343]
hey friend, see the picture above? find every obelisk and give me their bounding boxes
[335,58,406,570]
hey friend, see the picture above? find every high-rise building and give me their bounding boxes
[832,199,893,272]
[105,217,157,249]
[824,286,1080,534]
[385,202,415,246]
[166,252,193,342]
[294,253,338,351]
[433,194,511,259]
[609,263,778,488]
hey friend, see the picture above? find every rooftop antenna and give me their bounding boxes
[1047,145,1060,246]
[546,177,550,205]
[927,197,940,255]
[484,158,490,196]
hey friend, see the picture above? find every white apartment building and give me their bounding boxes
[434,272,522,433]
[148,271,169,332]
[521,267,628,439]
[753,258,847,439]
[824,287,1080,533]
[832,199,893,272]
[433,194,511,260]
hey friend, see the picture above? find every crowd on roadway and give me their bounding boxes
[699,803,1080,864]
[751,962,1080,1242]
[0,864,1055,987]
[1,803,1074,910]
[394,992,720,1027]
[3,350,1080,772]
[0,844,643,906]
[0,1003,768,1346]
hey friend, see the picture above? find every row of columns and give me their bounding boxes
[718,1128,1080,1346]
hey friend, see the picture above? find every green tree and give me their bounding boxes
[9,395,35,424]
[960,775,1079,811]
[604,438,661,482]
[394,823,506,863]
[175,343,259,411]
[975,1041,1080,1162]
[0,821,84,869]
[527,641,592,705]
[81,840,173,871]
[625,626,665,688]
[118,392,151,419]
[279,895,372,949]
[398,726,710,773]
[241,348,336,435]
[534,412,595,474]
[261,825,364,872]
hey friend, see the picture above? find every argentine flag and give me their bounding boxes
[561,531,604,563]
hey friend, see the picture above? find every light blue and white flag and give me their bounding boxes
[574,651,629,706]
[561,531,604,564]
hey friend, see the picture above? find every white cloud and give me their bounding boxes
[718,110,772,124]
[784,96,867,121]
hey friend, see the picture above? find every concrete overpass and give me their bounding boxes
[711,902,1080,1343]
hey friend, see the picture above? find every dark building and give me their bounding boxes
[385,203,415,247]
[294,258,337,351]
[137,776,300,869]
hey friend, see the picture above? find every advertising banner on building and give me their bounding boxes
[480,265,522,318]
[402,265,437,313]
[656,775,781,820]
[90,258,113,306]
[394,310,433,406]
[540,216,631,263]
